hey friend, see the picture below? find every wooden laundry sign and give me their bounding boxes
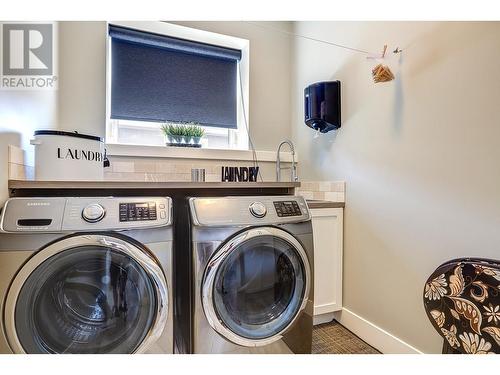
[221,166,259,182]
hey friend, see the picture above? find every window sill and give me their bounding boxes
[106,143,297,163]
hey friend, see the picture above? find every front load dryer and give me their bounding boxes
[0,197,173,354]
[189,196,314,354]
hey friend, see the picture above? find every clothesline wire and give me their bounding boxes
[245,21,405,56]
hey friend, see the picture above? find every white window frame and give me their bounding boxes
[105,21,250,151]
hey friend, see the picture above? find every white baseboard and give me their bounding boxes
[333,308,423,354]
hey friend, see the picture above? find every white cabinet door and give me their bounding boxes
[311,207,343,325]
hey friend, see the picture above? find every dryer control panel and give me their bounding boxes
[273,201,302,217]
[190,196,310,227]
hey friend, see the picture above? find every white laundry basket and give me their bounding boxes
[30,130,109,181]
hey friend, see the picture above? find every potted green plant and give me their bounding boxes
[161,122,205,147]
[161,123,183,144]
[189,125,205,145]
[182,124,193,144]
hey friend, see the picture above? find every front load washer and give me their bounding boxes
[189,196,314,354]
[0,196,173,354]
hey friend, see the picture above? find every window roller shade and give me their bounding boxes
[109,25,242,129]
[109,25,242,61]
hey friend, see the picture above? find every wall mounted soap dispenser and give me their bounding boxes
[304,81,341,133]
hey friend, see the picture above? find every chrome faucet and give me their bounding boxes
[276,139,298,182]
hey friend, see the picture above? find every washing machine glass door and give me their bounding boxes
[4,234,168,354]
[202,227,310,347]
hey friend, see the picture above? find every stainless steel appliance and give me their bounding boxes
[0,197,173,354]
[191,168,206,182]
[189,196,314,354]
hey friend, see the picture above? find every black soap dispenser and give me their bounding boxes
[304,81,341,133]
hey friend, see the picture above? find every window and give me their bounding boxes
[106,22,250,150]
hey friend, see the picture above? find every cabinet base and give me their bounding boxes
[313,312,336,326]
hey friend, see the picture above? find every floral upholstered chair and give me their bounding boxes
[423,258,500,354]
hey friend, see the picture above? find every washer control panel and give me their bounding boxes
[64,197,170,230]
[0,197,173,233]
[273,200,302,217]
[119,202,157,222]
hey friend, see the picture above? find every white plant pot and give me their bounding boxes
[30,130,108,181]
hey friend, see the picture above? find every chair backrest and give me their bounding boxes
[423,258,500,354]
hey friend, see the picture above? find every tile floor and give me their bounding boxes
[312,320,380,354]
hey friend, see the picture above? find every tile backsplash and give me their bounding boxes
[5,148,292,182]
[105,156,291,182]
[7,147,341,204]
[296,181,345,202]
[7,145,34,180]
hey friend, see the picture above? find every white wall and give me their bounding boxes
[57,22,107,136]
[0,91,57,203]
[0,22,103,204]
[291,21,500,353]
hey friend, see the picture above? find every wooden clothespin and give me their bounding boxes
[381,44,387,58]
[371,44,395,83]
[372,64,395,83]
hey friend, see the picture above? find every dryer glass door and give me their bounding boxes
[203,227,310,346]
[5,234,167,354]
